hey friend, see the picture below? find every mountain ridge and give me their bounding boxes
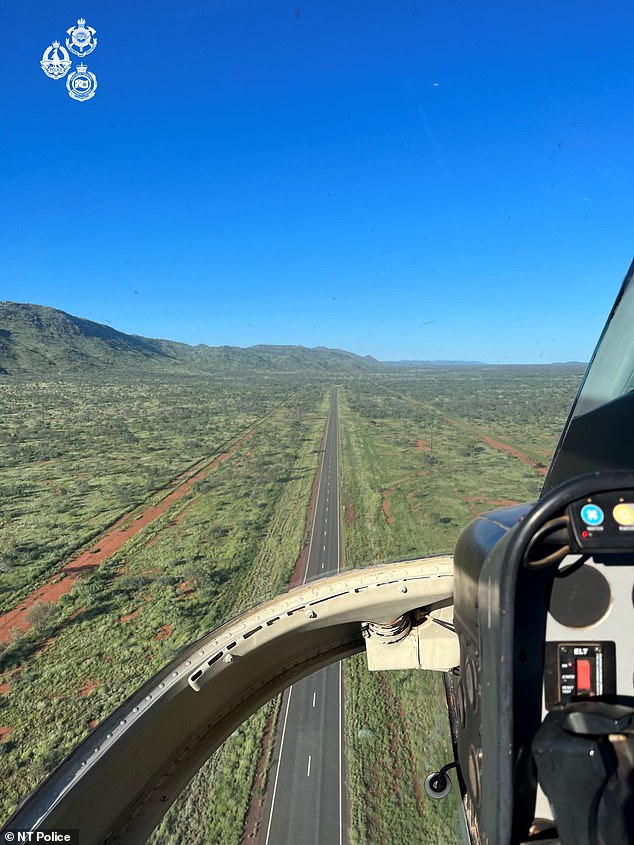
[0,302,382,376]
[0,302,588,376]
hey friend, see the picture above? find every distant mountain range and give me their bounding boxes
[0,302,383,376]
[0,302,588,377]
[387,359,487,367]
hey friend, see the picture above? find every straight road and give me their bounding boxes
[263,390,345,845]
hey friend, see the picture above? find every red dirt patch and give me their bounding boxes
[87,719,99,730]
[0,727,12,742]
[119,608,140,624]
[442,414,548,477]
[79,680,100,697]
[175,580,195,602]
[344,496,357,527]
[377,676,425,813]
[479,434,548,476]
[415,439,431,451]
[242,704,279,841]
[463,495,521,517]
[0,683,11,695]
[155,624,172,641]
[382,497,393,526]
[0,427,257,644]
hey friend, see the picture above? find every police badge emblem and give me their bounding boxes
[66,18,97,57]
[40,41,72,79]
[66,64,98,101]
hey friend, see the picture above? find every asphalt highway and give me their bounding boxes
[263,389,345,845]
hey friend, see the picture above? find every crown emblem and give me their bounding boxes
[41,17,99,99]
[40,40,72,79]
[66,63,97,101]
[66,17,97,56]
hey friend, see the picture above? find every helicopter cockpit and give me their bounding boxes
[4,261,634,844]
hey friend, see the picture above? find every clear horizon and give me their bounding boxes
[3,2,633,364]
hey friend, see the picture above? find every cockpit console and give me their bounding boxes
[452,471,634,845]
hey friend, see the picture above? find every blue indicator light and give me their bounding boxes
[580,504,604,527]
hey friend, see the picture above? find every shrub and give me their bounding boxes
[24,601,58,634]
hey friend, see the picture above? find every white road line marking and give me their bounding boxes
[267,393,342,841]
[339,661,343,845]
[264,686,294,845]
[302,409,330,582]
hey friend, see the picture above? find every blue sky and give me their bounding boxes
[2,1,633,362]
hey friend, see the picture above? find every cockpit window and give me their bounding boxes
[569,260,634,419]
[543,259,634,492]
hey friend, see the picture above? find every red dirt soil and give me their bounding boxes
[377,676,425,812]
[382,497,393,526]
[154,624,173,641]
[442,414,548,477]
[79,680,100,697]
[175,581,195,602]
[119,608,141,624]
[242,704,279,841]
[478,434,548,476]
[0,727,12,742]
[344,495,357,527]
[463,495,521,517]
[0,684,11,695]
[415,439,431,451]
[0,429,256,644]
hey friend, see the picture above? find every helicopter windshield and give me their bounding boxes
[569,260,634,419]
[544,259,634,492]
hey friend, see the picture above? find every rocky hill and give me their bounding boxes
[0,302,381,376]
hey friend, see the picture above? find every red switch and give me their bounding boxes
[576,658,592,693]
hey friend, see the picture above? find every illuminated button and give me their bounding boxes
[580,504,604,526]
[613,503,634,526]
[576,658,592,693]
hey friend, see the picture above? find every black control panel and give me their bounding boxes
[543,641,616,710]
[452,473,634,845]
[568,490,634,552]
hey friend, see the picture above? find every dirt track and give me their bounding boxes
[478,433,548,476]
[0,429,256,643]
[442,415,548,477]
